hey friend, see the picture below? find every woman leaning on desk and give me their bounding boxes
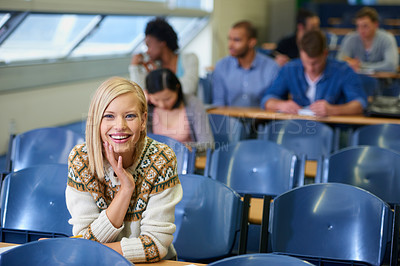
[145,68,214,152]
[65,77,183,263]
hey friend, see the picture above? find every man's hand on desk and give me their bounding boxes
[309,100,331,117]
[265,99,301,114]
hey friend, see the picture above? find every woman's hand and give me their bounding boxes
[103,142,135,192]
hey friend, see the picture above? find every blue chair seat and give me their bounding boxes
[208,253,314,266]
[207,139,304,197]
[173,174,245,261]
[0,238,131,265]
[10,127,84,172]
[268,183,398,266]
[147,134,195,174]
[320,145,400,206]
[0,164,72,243]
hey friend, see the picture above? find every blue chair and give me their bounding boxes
[257,119,337,161]
[173,174,246,261]
[207,139,304,254]
[319,146,400,206]
[0,164,72,243]
[59,119,87,137]
[268,183,398,266]
[208,114,249,149]
[208,253,314,266]
[198,72,213,105]
[207,139,305,197]
[147,133,196,174]
[351,123,400,153]
[10,127,84,172]
[0,238,131,265]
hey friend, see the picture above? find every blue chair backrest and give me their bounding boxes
[0,238,131,265]
[0,164,72,241]
[269,183,393,266]
[147,134,195,174]
[208,253,314,266]
[10,127,84,172]
[208,139,304,197]
[258,119,336,161]
[208,114,249,149]
[320,145,400,205]
[59,119,87,137]
[351,123,400,153]
[198,73,213,104]
[173,174,243,261]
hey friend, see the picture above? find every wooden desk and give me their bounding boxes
[248,197,264,225]
[369,71,400,79]
[0,242,205,265]
[207,107,400,125]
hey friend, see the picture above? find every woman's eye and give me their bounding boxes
[103,114,114,119]
[126,114,137,119]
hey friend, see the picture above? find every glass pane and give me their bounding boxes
[168,17,205,48]
[0,13,11,29]
[174,0,213,11]
[71,15,152,57]
[175,0,202,9]
[0,13,99,63]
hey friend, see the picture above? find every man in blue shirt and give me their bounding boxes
[212,21,280,107]
[261,30,367,117]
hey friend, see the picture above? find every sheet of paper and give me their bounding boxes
[298,108,315,116]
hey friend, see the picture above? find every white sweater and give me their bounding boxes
[65,137,183,263]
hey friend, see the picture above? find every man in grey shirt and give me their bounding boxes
[337,7,398,73]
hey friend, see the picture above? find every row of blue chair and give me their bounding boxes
[175,174,399,265]
[0,164,398,265]
[205,137,400,206]
[3,127,196,176]
[210,116,400,157]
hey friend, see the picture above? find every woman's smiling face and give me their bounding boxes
[100,92,146,159]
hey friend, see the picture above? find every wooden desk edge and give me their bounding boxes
[207,107,400,125]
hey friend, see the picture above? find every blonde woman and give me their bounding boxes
[66,76,182,263]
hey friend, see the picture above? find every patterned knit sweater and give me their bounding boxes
[66,137,183,263]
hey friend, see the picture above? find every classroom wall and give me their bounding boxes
[211,0,272,64]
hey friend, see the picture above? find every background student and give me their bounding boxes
[146,68,214,152]
[129,17,199,95]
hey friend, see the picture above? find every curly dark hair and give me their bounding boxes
[145,17,179,52]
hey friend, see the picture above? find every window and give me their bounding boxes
[0,13,100,63]
[71,15,151,58]
[0,0,212,65]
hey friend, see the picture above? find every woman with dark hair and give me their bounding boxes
[146,68,213,151]
[130,17,199,95]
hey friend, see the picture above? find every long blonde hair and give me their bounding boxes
[86,77,148,180]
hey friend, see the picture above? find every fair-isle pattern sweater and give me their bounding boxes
[65,137,183,263]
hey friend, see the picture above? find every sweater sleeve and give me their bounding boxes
[185,94,214,151]
[65,187,124,242]
[360,32,399,72]
[120,184,183,262]
[180,53,199,96]
[66,145,124,242]
[129,64,147,89]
